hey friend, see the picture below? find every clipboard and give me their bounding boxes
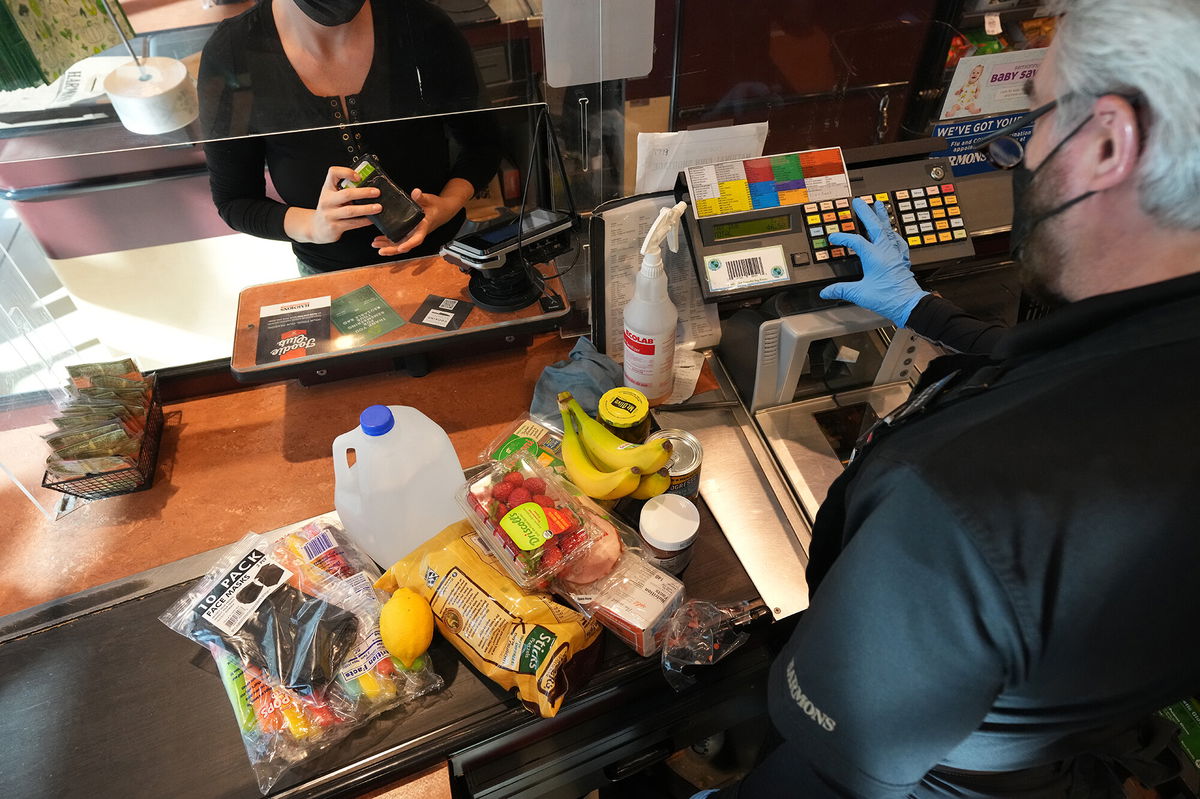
[588,189,720,358]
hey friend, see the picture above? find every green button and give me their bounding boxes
[812,237,827,248]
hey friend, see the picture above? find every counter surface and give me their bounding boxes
[2,333,770,799]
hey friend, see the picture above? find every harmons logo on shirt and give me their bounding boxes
[787,660,837,732]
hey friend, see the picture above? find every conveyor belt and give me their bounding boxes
[0,491,764,799]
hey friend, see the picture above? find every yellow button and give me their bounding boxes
[935,220,949,230]
[932,209,947,219]
[838,209,853,219]
[945,195,959,205]
[948,206,961,216]
[929,197,944,207]
[907,236,922,246]
[938,231,953,242]
[922,234,937,244]
[807,215,821,224]
[875,192,889,202]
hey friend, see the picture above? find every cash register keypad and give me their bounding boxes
[803,185,967,265]
[890,183,967,247]
[802,197,860,263]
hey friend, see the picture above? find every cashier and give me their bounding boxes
[197,0,500,274]
[708,1,1200,797]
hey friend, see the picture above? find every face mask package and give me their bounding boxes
[160,515,443,794]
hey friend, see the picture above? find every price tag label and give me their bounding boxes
[985,12,1002,36]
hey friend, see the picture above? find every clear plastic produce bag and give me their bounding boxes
[160,516,442,793]
[661,599,769,691]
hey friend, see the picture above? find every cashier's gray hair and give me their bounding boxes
[1049,0,1200,229]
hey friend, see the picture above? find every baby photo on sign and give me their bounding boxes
[941,49,1047,119]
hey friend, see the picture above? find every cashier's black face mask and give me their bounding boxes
[294,0,366,27]
[1009,112,1096,264]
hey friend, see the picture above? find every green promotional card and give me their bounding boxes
[330,285,405,344]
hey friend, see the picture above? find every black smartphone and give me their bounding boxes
[339,155,425,243]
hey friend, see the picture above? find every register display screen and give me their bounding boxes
[711,214,791,241]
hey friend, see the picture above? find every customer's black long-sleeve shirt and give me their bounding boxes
[197,0,500,271]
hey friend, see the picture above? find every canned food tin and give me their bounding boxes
[646,428,703,499]
[597,387,651,444]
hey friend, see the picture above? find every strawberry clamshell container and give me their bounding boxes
[456,453,601,590]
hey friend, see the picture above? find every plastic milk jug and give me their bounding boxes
[333,405,465,567]
[623,201,687,405]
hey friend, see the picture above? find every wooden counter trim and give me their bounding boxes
[232,256,569,381]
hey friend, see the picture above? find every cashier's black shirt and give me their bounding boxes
[197,0,500,272]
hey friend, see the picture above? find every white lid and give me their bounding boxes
[639,494,700,552]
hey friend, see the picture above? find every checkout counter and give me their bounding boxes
[0,137,1022,797]
[0,3,1034,796]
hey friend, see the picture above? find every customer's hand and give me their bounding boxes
[372,188,463,257]
[288,166,381,245]
[820,197,928,328]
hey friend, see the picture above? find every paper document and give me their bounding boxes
[635,123,769,194]
[0,56,124,114]
[598,194,720,362]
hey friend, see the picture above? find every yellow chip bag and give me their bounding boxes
[376,520,602,718]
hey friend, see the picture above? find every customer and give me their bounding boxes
[714,0,1200,796]
[197,0,500,274]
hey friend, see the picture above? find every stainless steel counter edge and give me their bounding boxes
[655,351,812,621]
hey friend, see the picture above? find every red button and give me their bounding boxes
[941,183,955,192]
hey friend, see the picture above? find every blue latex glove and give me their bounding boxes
[819,197,929,328]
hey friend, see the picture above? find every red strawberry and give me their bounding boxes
[508,487,532,506]
[559,529,590,554]
[503,471,525,486]
[491,481,515,502]
[532,494,555,508]
[540,544,563,571]
[491,501,510,520]
[524,477,547,495]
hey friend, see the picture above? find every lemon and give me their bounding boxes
[379,587,434,669]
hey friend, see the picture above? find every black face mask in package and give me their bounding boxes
[182,546,358,697]
[294,0,366,27]
[339,155,425,244]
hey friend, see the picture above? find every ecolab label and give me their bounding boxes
[624,330,655,356]
[624,327,675,398]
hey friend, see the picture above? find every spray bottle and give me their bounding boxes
[623,201,688,405]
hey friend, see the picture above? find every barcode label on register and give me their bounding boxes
[726,257,764,279]
[703,245,790,293]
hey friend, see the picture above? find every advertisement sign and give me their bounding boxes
[932,112,1034,176]
[940,49,1047,120]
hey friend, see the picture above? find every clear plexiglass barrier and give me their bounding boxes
[0,0,965,390]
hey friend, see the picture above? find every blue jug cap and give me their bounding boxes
[359,405,394,436]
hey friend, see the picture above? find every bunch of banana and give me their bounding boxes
[557,391,674,501]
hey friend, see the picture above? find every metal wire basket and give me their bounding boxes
[41,379,165,501]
